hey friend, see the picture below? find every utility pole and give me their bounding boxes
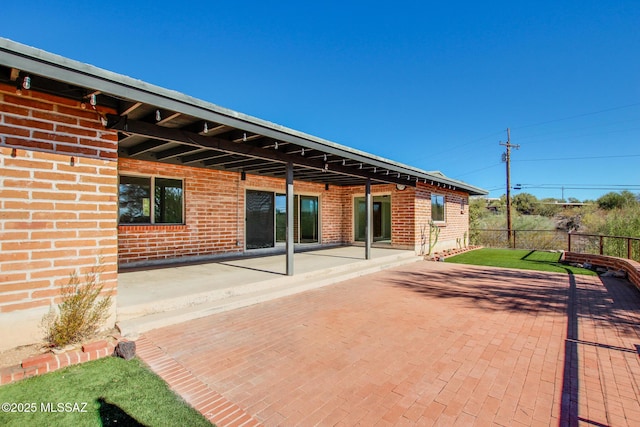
[500,128,519,248]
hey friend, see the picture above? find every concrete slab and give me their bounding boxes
[116,246,420,335]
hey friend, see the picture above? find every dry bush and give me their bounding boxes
[42,263,112,348]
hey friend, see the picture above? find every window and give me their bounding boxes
[431,194,445,223]
[119,175,183,224]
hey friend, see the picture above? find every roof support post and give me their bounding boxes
[365,178,372,260]
[286,161,294,276]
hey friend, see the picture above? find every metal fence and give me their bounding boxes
[470,229,568,251]
[471,229,640,262]
[567,233,640,262]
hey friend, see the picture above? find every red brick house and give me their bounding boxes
[0,39,486,350]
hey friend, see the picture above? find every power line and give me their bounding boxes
[517,183,640,187]
[515,118,640,142]
[429,130,505,157]
[514,153,640,163]
[512,102,640,131]
[452,162,503,178]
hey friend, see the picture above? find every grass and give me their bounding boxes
[445,248,597,275]
[0,356,212,427]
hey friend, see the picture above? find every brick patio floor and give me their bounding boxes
[137,261,640,426]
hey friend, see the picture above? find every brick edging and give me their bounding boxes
[425,245,482,261]
[0,340,117,386]
[564,252,640,291]
[135,336,262,427]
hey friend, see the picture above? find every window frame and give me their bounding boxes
[431,193,446,224]
[118,174,185,225]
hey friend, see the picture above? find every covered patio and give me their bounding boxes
[116,246,420,335]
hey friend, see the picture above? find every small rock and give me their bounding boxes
[613,270,627,278]
[113,341,136,360]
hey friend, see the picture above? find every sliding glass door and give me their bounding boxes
[299,196,318,243]
[246,190,275,249]
[354,195,391,242]
[273,194,319,245]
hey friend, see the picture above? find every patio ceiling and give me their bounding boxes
[107,110,424,187]
[0,38,487,193]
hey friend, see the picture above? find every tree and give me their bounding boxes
[535,198,563,217]
[597,191,638,210]
[512,193,538,215]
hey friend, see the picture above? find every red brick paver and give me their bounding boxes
[140,261,640,426]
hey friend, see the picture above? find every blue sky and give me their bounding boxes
[3,1,639,201]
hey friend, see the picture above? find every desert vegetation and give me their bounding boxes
[471,191,640,255]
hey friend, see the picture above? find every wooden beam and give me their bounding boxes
[120,102,143,116]
[157,112,181,125]
[180,150,228,164]
[155,145,201,160]
[107,115,414,186]
[127,139,168,156]
[232,133,263,143]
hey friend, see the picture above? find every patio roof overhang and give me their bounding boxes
[0,38,488,194]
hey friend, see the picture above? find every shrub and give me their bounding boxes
[42,263,112,348]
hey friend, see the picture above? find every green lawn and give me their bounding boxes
[0,356,212,427]
[444,248,597,275]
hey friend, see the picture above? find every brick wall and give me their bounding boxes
[415,183,470,254]
[118,158,352,265]
[437,188,470,250]
[0,85,118,351]
[117,160,475,264]
[326,182,470,253]
[564,252,640,292]
[392,186,416,248]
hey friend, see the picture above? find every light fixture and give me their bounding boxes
[407,175,410,181]
[274,141,278,150]
[90,93,97,106]
[243,132,247,142]
[386,170,389,176]
[155,110,161,121]
[324,163,329,171]
[301,148,305,156]
[359,163,362,169]
[373,167,376,173]
[397,173,400,178]
[22,76,31,90]
[342,159,346,166]
[203,122,208,133]
[323,154,327,161]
